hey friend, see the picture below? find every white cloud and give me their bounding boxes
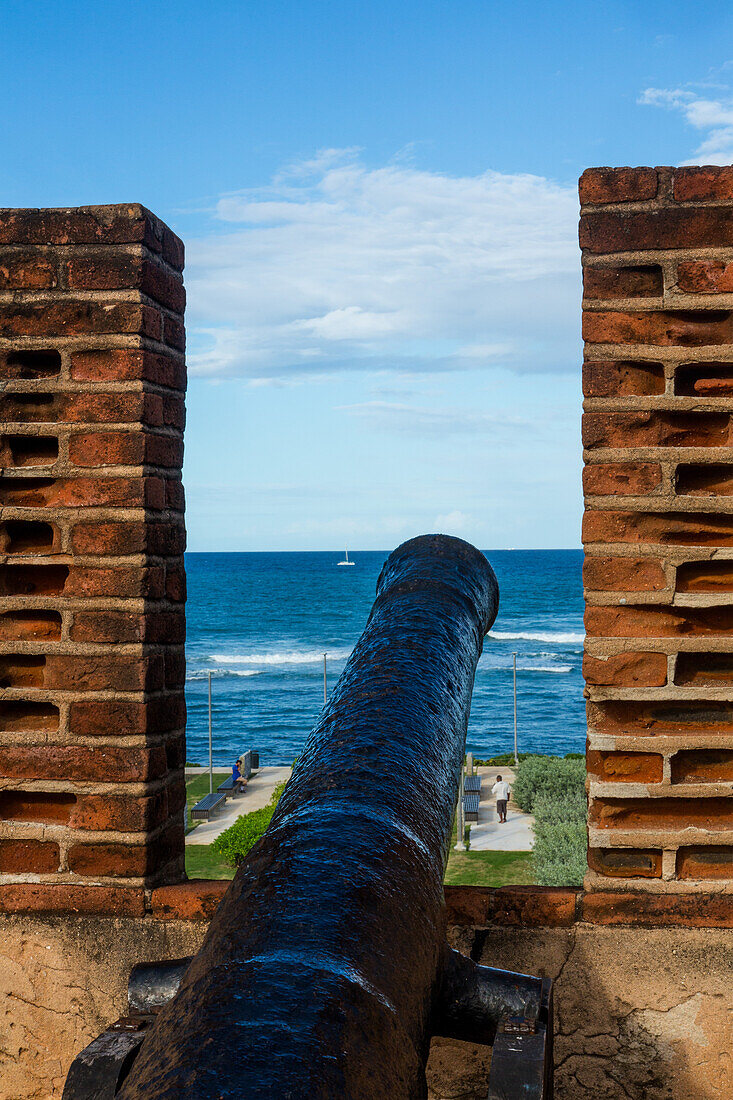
[336,400,529,435]
[434,510,474,534]
[640,86,733,164]
[185,150,579,381]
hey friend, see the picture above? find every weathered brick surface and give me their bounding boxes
[0,206,186,906]
[581,171,733,902]
[582,169,733,902]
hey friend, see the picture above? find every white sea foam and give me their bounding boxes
[518,664,572,674]
[210,648,352,667]
[488,630,584,645]
[186,669,261,680]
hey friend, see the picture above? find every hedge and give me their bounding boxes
[512,755,587,887]
[212,781,288,866]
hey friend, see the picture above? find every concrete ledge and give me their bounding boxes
[0,884,146,916]
[583,889,733,926]
[445,884,581,927]
[150,881,230,919]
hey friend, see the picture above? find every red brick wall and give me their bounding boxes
[582,167,733,893]
[0,206,186,911]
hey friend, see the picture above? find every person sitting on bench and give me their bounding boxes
[233,760,247,793]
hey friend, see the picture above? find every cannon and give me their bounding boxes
[63,534,553,1099]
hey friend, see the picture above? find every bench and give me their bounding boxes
[191,792,227,821]
[463,775,481,793]
[462,792,480,823]
[217,776,244,798]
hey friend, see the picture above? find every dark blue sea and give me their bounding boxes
[183,550,585,767]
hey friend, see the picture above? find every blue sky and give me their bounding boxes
[2,1,732,550]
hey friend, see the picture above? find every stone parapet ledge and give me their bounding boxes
[5,880,733,927]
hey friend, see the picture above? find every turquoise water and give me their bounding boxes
[184,549,585,767]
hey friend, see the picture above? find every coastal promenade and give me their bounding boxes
[468,766,535,851]
[185,766,293,844]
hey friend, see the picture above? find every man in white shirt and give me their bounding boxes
[491,775,511,823]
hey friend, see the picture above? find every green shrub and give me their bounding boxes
[212,781,287,866]
[532,819,587,886]
[512,755,587,887]
[512,755,585,813]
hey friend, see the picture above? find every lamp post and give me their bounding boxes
[513,652,518,767]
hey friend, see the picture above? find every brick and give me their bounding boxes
[583,264,662,300]
[71,521,146,556]
[582,891,733,927]
[68,431,182,468]
[0,349,61,380]
[676,560,733,593]
[676,464,733,497]
[0,390,164,427]
[66,255,185,312]
[148,521,186,556]
[0,791,75,823]
[0,475,151,509]
[583,309,733,348]
[0,300,156,339]
[583,411,730,449]
[583,462,662,496]
[677,847,733,879]
[590,796,733,830]
[0,563,69,597]
[43,653,164,692]
[587,848,662,878]
[0,519,58,554]
[70,610,185,645]
[150,880,231,920]
[675,362,733,396]
[585,603,733,638]
[69,695,186,737]
[69,348,186,389]
[579,168,658,205]
[0,251,57,290]
[0,205,164,249]
[583,359,665,397]
[64,565,165,599]
[162,395,186,430]
[68,825,183,877]
[0,701,59,734]
[0,840,60,874]
[0,610,61,641]
[675,652,733,686]
[671,750,733,784]
[582,651,667,687]
[71,790,170,832]
[0,745,167,782]
[165,478,185,511]
[583,510,733,547]
[587,750,664,783]
[0,432,59,467]
[580,208,733,253]
[673,166,733,202]
[676,260,733,294]
[165,564,186,602]
[164,650,187,688]
[0,883,145,916]
[588,699,733,737]
[583,556,666,592]
[444,884,580,927]
[163,314,186,351]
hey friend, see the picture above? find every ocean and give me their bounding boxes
[184,549,585,768]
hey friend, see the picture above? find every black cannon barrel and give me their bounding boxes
[119,534,499,1099]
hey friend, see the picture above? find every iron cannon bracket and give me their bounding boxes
[63,951,553,1099]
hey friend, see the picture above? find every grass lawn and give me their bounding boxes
[185,772,229,832]
[444,849,534,887]
[185,843,235,880]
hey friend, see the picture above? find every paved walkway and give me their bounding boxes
[185,766,292,845]
[466,766,535,852]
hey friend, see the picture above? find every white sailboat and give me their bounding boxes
[337,546,355,566]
